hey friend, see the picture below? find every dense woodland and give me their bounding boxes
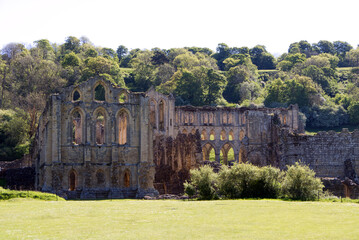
[1,36,359,161]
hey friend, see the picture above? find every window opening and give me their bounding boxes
[72,111,82,144]
[96,112,105,144]
[73,90,80,101]
[95,84,106,101]
[119,92,128,103]
[159,100,165,130]
[119,111,128,145]
[124,170,130,188]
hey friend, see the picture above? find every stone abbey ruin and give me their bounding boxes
[30,77,359,199]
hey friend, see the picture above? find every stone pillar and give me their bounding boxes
[234,153,239,163]
[215,153,220,163]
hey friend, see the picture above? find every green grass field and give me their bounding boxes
[1,199,359,240]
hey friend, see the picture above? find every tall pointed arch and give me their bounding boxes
[149,99,157,128]
[124,169,131,188]
[93,107,108,145]
[118,110,129,145]
[158,99,165,131]
[71,109,83,144]
[69,169,77,191]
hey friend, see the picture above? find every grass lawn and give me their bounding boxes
[1,199,359,240]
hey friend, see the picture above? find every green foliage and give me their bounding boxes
[302,104,349,128]
[0,187,64,201]
[185,165,218,200]
[0,109,30,161]
[82,56,125,86]
[186,162,323,201]
[63,36,81,54]
[61,52,80,67]
[278,53,306,71]
[218,164,282,199]
[175,70,204,106]
[346,48,359,67]
[348,101,359,124]
[282,162,324,201]
[264,76,317,108]
[183,181,196,198]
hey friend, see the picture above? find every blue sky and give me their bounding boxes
[0,0,358,55]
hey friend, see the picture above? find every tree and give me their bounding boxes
[264,75,317,108]
[288,41,312,57]
[116,45,128,63]
[203,68,227,105]
[334,41,352,67]
[61,52,81,67]
[334,41,352,57]
[0,109,30,161]
[128,50,155,91]
[223,65,257,103]
[151,50,169,65]
[186,47,213,56]
[346,48,359,67]
[313,40,335,55]
[174,69,204,106]
[212,43,231,70]
[0,59,9,108]
[33,39,54,60]
[101,48,116,58]
[82,56,124,86]
[63,36,81,54]
[348,101,359,124]
[1,43,26,60]
[173,52,200,70]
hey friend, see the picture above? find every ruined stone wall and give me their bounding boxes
[174,105,300,166]
[35,77,164,199]
[280,129,359,178]
[153,131,201,194]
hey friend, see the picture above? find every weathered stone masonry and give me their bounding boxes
[34,77,359,198]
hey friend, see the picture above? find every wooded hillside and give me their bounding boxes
[1,37,359,161]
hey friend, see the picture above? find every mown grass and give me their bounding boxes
[337,67,353,72]
[0,199,358,239]
[0,187,64,201]
[120,67,134,73]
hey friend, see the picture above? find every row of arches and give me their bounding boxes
[176,111,248,126]
[71,107,129,145]
[202,142,243,165]
[71,82,129,104]
[181,128,246,141]
[69,169,131,191]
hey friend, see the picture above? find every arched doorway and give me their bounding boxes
[220,143,235,165]
[69,170,76,191]
[202,143,215,161]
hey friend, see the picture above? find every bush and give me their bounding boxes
[218,164,282,199]
[255,166,282,198]
[282,162,323,201]
[184,165,218,200]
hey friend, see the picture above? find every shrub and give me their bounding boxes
[218,164,282,199]
[255,166,282,198]
[282,162,323,201]
[184,165,218,200]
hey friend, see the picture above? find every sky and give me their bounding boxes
[0,0,358,56]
